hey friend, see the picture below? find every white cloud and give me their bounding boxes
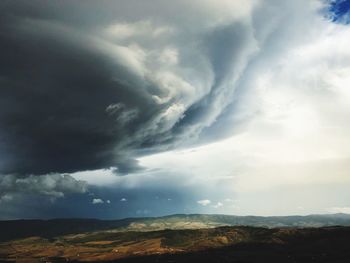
[197,199,211,206]
[327,207,350,214]
[136,1,350,216]
[106,200,111,204]
[105,20,175,40]
[120,198,127,202]
[71,169,118,186]
[0,174,87,201]
[92,198,104,204]
[213,202,224,209]
[0,194,13,203]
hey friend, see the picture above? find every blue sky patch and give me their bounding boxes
[329,0,350,23]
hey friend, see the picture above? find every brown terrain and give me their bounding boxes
[1,226,350,263]
[1,214,350,262]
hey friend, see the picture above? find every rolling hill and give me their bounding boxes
[1,213,350,242]
[1,225,350,262]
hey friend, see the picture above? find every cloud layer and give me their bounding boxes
[1,0,349,218]
[0,0,258,176]
[0,174,87,202]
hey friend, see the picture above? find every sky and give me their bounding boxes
[0,0,350,219]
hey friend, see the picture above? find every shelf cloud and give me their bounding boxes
[0,0,350,219]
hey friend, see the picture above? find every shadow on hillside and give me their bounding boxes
[99,227,350,263]
[0,219,136,242]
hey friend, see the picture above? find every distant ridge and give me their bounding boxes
[1,213,350,242]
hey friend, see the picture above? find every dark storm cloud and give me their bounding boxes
[1,0,344,220]
[0,0,259,176]
[0,5,157,175]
